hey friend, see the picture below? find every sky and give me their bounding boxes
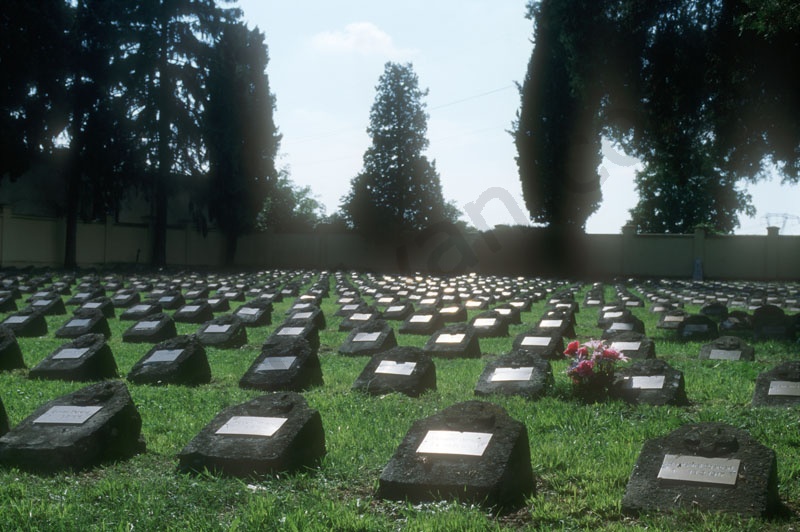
[236,0,800,235]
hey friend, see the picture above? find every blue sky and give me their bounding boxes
[236,1,799,235]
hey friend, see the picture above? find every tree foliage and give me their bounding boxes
[516,0,799,234]
[255,169,326,233]
[341,62,457,235]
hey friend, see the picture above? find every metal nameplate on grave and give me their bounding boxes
[587,299,601,305]
[53,347,90,360]
[416,430,493,457]
[539,320,562,327]
[66,318,92,328]
[629,375,665,389]
[521,336,551,347]
[4,316,28,324]
[709,349,741,361]
[276,326,304,336]
[375,360,416,376]
[351,313,373,321]
[440,307,459,314]
[657,454,740,486]
[205,324,231,334]
[215,416,287,437]
[473,318,497,327]
[83,302,102,309]
[135,321,160,330]
[257,356,297,371]
[237,307,259,316]
[183,305,200,312]
[768,380,800,396]
[33,299,51,306]
[604,311,624,318]
[386,305,405,313]
[436,333,465,344]
[612,342,642,352]
[664,315,684,322]
[292,303,312,310]
[342,304,359,311]
[491,367,534,382]
[410,315,432,323]
[34,405,103,425]
[145,349,184,364]
[130,305,151,313]
[159,296,175,304]
[610,322,635,331]
[353,332,382,342]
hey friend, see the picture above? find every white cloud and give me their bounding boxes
[311,22,416,59]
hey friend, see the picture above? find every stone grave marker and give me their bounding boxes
[351,346,436,397]
[469,311,509,338]
[657,309,690,330]
[511,327,564,360]
[751,361,800,407]
[153,291,185,310]
[172,301,214,324]
[234,301,273,328]
[381,301,414,321]
[610,359,689,406]
[700,301,729,322]
[596,306,631,330]
[0,325,25,371]
[122,312,177,344]
[196,314,248,349]
[338,320,397,357]
[1,309,47,337]
[602,331,656,360]
[66,287,105,306]
[698,335,754,361]
[377,400,534,511]
[287,306,326,331]
[752,305,794,341]
[79,296,115,319]
[30,333,117,381]
[127,335,211,386]
[338,309,380,332]
[0,292,17,313]
[120,302,162,321]
[0,380,145,472]
[55,308,111,339]
[474,352,553,400]
[0,397,7,436]
[177,392,325,478]
[266,320,319,352]
[601,314,646,337]
[622,422,780,517]
[536,311,575,339]
[677,314,719,341]
[240,337,322,392]
[111,290,141,308]
[184,287,210,300]
[206,296,230,313]
[423,324,481,359]
[437,304,467,323]
[334,300,367,318]
[507,296,532,312]
[399,312,444,336]
[27,296,67,316]
[719,310,753,336]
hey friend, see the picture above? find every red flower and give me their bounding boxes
[564,340,580,356]
[573,359,594,377]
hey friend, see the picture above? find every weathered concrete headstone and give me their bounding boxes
[0,325,25,371]
[698,335,754,361]
[351,347,436,397]
[677,314,719,341]
[622,422,780,517]
[610,359,689,406]
[511,327,564,360]
[469,311,509,338]
[120,302,162,321]
[122,312,177,344]
[338,320,397,357]
[377,400,534,511]
[1,309,47,337]
[474,352,552,400]
[30,333,118,381]
[127,335,211,386]
[399,312,444,336]
[422,323,481,359]
[196,314,248,349]
[751,361,800,407]
[240,337,323,392]
[177,392,325,478]
[55,308,111,339]
[0,380,145,472]
[603,331,656,360]
[172,301,215,324]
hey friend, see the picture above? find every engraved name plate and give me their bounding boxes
[66,318,92,328]
[609,322,635,331]
[182,305,200,312]
[465,301,483,308]
[521,336,551,347]
[657,454,740,486]
[34,405,102,425]
[375,360,416,375]
[410,315,432,323]
[491,367,534,382]
[604,311,624,318]
[386,305,405,313]
[539,319,562,327]
[611,342,642,352]
[767,380,800,396]
[33,299,51,306]
[237,307,259,316]
[353,332,381,342]
[436,333,465,344]
[4,316,28,324]
[135,321,160,330]
[83,302,102,309]
[341,304,359,311]
[145,349,183,364]
[416,430,493,457]
[276,326,303,336]
[440,306,459,314]
[350,313,373,321]
[473,318,497,328]
[53,347,90,360]
[130,305,151,313]
[292,311,313,319]
[664,315,684,322]
[709,349,741,361]
[257,356,297,371]
[629,375,665,389]
[215,416,287,437]
[205,324,231,334]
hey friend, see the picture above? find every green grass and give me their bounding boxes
[0,275,798,531]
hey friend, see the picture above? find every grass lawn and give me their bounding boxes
[0,272,798,531]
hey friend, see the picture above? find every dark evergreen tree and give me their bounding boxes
[341,62,456,235]
[204,22,280,264]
